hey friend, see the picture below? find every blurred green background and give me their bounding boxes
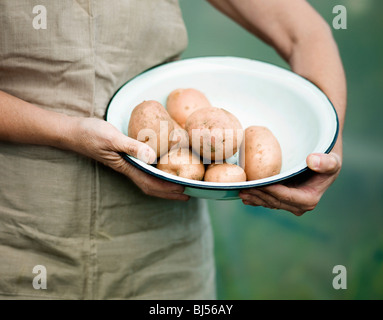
[179,0,383,299]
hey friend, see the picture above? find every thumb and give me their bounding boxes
[117,135,157,164]
[306,153,341,174]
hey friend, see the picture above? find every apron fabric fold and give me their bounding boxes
[0,0,215,300]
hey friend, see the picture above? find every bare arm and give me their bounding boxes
[208,0,347,215]
[0,90,188,201]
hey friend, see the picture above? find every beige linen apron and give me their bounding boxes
[0,0,215,300]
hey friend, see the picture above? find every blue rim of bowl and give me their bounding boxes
[105,57,339,191]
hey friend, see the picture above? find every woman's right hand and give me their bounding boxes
[0,90,188,201]
[69,117,189,201]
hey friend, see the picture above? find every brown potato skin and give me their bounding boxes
[128,100,174,158]
[157,148,205,181]
[185,107,243,161]
[166,88,212,128]
[169,119,190,151]
[204,163,246,183]
[240,126,282,181]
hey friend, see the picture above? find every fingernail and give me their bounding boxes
[308,155,321,170]
[150,151,157,164]
[145,151,154,164]
[141,151,150,163]
[180,195,190,202]
[137,147,148,162]
[145,149,156,164]
[241,194,250,201]
[330,156,338,171]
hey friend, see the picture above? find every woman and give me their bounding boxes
[0,0,346,299]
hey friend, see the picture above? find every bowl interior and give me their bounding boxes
[106,57,338,190]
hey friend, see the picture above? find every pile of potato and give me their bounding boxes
[128,88,282,183]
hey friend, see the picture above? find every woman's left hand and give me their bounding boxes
[239,151,342,216]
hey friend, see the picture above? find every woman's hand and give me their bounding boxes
[0,90,188,201]
[239,150,342,216]
[70,117,189,201]
[206,0,346,216]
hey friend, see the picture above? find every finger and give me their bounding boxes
[240,192,271,208]
[126,163,186,194]
[102,149,188,201]
[306,153,341,174]
[142,173,186,194]
[147,180,186,196]
[241,189,280,208]
[256,184,318,208]
[242,200,257,206]
[110,154,189,201]
[240,190,305,216]
[146,190,190,202]
[118,135,157,164]
[125,166,188,200]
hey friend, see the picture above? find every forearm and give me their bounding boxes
[289,32,346,159]
[208,0,347,156]
[288,25,346,141]
[0,90,79,150]
[0,90,185,200]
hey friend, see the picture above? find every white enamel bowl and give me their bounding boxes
[105,57,338,200]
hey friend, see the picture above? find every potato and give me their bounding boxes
[185,107,243,161]
[169,119,190,151]
[204,163,246,183]
[128,100,174,158]
[166,88,212,128]
[157,148,205,181]
[239,126,282,181]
